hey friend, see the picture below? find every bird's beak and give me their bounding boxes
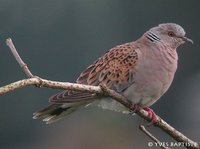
[182,36,194,44]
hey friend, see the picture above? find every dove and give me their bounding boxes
[33,23,193,124]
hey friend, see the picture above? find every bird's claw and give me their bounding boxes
[143,107,158,127]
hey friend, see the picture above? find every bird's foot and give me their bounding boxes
[130,104,158,127]
[143,107,158,127]
[130,103,141,113]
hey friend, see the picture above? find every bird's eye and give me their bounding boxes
[168,31,175,37]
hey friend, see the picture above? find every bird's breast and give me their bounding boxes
[124,46,178,107]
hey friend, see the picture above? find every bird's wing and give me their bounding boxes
[50,42,139,103]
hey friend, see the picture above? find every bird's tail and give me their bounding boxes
[33,102,89,124]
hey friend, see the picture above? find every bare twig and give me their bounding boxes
[6,38,34,77]
[1,38,199,149]
[139,125,170,149]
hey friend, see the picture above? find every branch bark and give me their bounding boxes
[0,38,199,149]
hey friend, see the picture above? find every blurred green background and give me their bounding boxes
[0,0,200,149]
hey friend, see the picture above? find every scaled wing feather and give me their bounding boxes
[50,42,139,103]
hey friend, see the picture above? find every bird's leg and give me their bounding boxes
[143,107,158,127]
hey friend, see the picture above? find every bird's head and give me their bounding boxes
[147,23,193,48]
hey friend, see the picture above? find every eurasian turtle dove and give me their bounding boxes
[33,23,193,124]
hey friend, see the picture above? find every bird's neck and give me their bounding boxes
[144,32,161,43]
[136,33,178,71]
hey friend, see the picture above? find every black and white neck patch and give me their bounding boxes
[146,32,160,42]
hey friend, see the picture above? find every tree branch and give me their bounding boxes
[0,77,102,95]
[1,38,199,149]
